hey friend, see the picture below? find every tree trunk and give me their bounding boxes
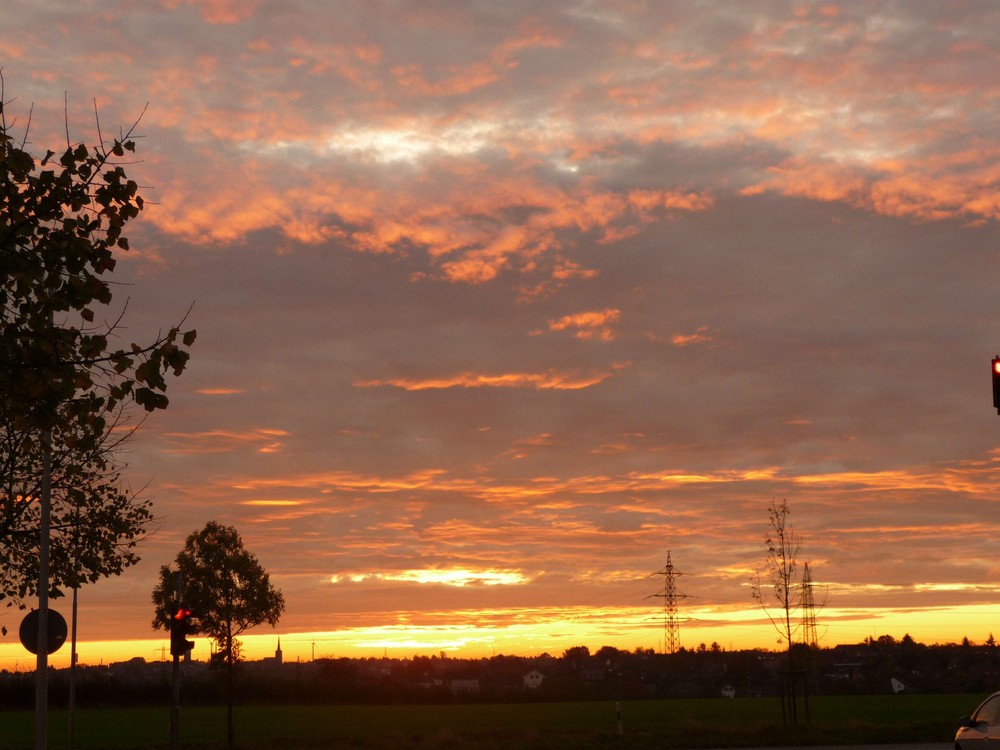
[226,637,235,750]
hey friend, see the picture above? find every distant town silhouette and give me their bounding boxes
[3,635,998,709]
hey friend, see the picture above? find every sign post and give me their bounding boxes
[35,432,52,750]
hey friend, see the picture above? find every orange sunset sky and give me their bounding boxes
[4,1,1000,669]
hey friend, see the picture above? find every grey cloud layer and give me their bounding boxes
[3,0,1000,651]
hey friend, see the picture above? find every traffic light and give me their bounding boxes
[169,606,195,657]
[993,357,1000,414]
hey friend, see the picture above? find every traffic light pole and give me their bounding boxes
[170,654,180,750]
[169,572,182,750]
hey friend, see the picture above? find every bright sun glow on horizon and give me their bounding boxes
[4,603,999,671]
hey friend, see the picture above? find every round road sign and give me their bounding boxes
[18,609,68,655]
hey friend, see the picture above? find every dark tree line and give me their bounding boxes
[4,636,1000,709]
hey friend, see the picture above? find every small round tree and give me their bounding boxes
[152,521,285,750]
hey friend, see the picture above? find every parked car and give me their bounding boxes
[956,691,1000,750]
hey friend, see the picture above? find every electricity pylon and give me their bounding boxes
[651,551,686,654]
[801,561,818,648]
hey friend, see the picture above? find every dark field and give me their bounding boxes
[0,694,979,750]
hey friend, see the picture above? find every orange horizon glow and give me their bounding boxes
[4,603,998,672]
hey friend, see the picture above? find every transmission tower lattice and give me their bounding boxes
[801,561,818,648]
[651,551,686,654]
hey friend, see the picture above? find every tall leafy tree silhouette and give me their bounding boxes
[0,74,194,606]
[1,75,194,748]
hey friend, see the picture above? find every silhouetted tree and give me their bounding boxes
[0,74,194,610]
[152,522,284,750]
[562,645,590,660]
[751,499,812,724]
[751,499,803,666]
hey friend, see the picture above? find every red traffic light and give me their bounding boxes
[170,606,195,657]
[992,357,1000,414]
[172,606,192,621]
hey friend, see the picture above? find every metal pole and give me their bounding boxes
[68,502,82,750]
[170,656,180,750]
[68,585,78,750]
[35,428,52,750]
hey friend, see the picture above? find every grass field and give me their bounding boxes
[0,693,980,750]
